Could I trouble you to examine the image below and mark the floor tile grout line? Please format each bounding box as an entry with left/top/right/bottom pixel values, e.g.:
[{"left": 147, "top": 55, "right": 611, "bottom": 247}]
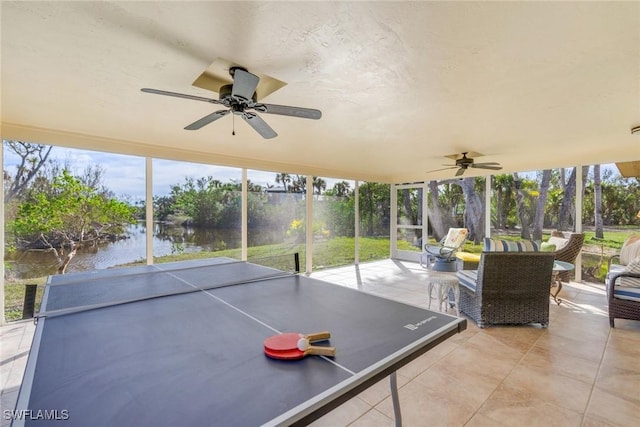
[
  {"left": 578, "top": 296, "right": 613, "bottom": 427},
  {"left": 461, "top": 324, "right": 549, "bottom": 426},
  {"left": 347, "top": 406, "right": 393, "bottom": 426}
]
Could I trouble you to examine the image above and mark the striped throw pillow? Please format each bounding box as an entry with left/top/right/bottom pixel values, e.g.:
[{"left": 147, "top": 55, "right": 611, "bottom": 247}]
[
  {"left": 484, "top": 238, "right": 540, "bottom": 252},
  {"left": 620, "top": 256, "right": 640, "bottom": 288}
]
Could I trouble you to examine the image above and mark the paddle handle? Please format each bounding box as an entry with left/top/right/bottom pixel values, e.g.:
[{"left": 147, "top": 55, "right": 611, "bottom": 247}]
[
  {"left": 306, "top": 345, "right": 336, "bottom": 357},
  {"left": 305, "top": 331, "right": 331, "bottom": 342}
]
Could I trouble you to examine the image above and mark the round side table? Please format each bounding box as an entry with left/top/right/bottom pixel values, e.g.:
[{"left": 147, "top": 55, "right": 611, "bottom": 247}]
[
  {"left": 551, "top": 260, "right": 574, "bottom": 305},
  {"left": 427, "top": 272, "right": 460, "bottom": 316}
]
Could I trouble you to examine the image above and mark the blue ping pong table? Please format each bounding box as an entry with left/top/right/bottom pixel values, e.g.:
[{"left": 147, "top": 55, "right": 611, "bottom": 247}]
[{"left": 12, "top": 257, "right": 466, "bottom": 426}]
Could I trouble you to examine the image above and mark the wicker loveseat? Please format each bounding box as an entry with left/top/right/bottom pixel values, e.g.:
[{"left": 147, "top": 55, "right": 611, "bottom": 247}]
[{"left": 457, "top": 243, "right": 555, "bottom": 328}]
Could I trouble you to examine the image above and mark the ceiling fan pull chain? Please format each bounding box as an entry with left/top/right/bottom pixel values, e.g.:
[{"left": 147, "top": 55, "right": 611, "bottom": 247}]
[{"left": 232, "top": 113, "right": 235, "bottom": 136}]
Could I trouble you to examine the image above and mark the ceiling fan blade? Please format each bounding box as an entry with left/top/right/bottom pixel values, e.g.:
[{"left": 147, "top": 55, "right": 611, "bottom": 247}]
[
  {"left": 231, "top": 69, "right": 260, "bottom": 101},
  {"left": 426, "top": 166, "right": 457, "bottom": 173},
  {"left": 141, "top": 88, "right": 221, "bottom": 104},
  {"left": 257, "top": 103, "right": 322, "bottom": 120},
  {"left": 184, "top": 110, "right": 230, "bottom": 130},
  {"left": 473, "top": 162, "right": 501, "bottom": 166},
  {"left": 471, "top": 164, "right": 503, "bottom": 171},
  {"left": 241, "top": 112, "right": 277, "bottom": 139},
  {"left": 455, "top": 167, "right": 467, "bottom": 177}
]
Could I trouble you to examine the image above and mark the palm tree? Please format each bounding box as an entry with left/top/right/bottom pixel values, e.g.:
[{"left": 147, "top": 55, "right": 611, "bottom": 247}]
[
  {"left": 275, "top": 173, "right": 291, "bottom": 192},
  {"left": 594, "top": 165, "right": 604, "bottom": 238},
  {"left": 332, "top": 181, "right": 351, "bottom": 197},
  {"left": 313, "top": 177, "right": 327, "bottom": 195},
  {"left": 558, "top": 167, "right": 577, "bottom": 231},
  {"left": 532, "top": 170, "right": 552, "bottom": 241}
]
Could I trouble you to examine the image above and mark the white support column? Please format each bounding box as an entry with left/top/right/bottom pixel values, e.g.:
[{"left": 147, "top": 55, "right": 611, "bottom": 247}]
[
  {"left": 242, "top": 169, "right": 248, "bottom": 261},
  {"left": 422, "top": 181, "right": 429, "bottom": 251},
  {"left": 575, "top": 166, "right": 583, "bottom": 282},
  {"left": 145, "top": 157, "right": 153, "bottom": 265},
  {"left": 1, "top": 144, "right": 5, "bottom": 325},
  {"left": 390, "top": 184, "right": 397, "bottom": 259},
  {"left": 306, "top": 175, "right": 313, "bottom": 274},
  {"left": 485, "top": 175, "right": 492, "bottom": 238},
  {"left": 354, "top": 180, "right": 360, "bottom": 265}
]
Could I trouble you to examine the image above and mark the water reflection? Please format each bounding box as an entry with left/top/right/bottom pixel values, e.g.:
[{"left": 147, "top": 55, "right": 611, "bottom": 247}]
[{"left": 5, "top": 222, "right": 271, "bottom": 279}]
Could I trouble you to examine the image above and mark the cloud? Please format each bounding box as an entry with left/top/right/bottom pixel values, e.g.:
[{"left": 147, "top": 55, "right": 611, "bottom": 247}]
[{"left": 4, "top": 145, "right": 359, "bottom": 201}]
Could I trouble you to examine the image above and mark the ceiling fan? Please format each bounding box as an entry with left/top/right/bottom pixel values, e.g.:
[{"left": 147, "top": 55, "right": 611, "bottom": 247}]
[
  {"left": 141, "top": 66, "right": 321, "bottom": 139},
  {"left": 427, "top": 152, "right": 503, "bottom": 177}
]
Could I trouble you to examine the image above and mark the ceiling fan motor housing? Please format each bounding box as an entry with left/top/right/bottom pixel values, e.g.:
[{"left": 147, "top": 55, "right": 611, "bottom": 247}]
[
  {"left": 456, "top": 157, "right": 474, "bottom": 167},
  {"left": 140, "top": 64, "right": 321, "bottom": 139},
  {"left": 219, "top": 84, "right": 257, "bottom": 104}
]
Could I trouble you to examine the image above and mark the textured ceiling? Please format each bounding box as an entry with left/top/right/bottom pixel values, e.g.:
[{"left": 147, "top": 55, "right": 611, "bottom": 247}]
[{"left": 2, "top": 1, "right": 639, "bottom": 183}]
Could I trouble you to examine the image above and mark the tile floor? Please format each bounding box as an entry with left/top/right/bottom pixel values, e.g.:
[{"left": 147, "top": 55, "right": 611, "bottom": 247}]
[
  {"left": 1, "top": 259, "right": 639, "bottom": 426},
  {"left": 1, "top": 318, "right": 35, "bottom": 427},
  {"left": 308, "top": 260, "right": 640, "bottom": 427}
]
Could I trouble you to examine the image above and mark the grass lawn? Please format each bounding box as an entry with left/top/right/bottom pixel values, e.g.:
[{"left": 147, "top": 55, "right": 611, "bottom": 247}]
[
  {"left": 4, "top": 277, "right": 47, "bottom": 322},
  {"left": 4, "top": 231, "right": 636, "bottom": 321}
]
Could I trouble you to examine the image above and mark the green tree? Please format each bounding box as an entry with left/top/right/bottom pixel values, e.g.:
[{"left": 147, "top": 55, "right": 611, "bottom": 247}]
[
  {"left": 10, "top": 170, "right": 136, "bottom": 273},
  {"left": 427, "top": 181, "right": 465, "bottom": 241},
  {"left": 557, "top": 167, "right": 577, "bottom": 231},
  {"left": 275, "top": 173, "right": 291, "bottom": 192},
  {"left": 153, "top": 195, "right": 176, "bottom": 221},
  {"left": 455, "top": 177, "right": 485, "bottom": 244},
  {"left": 289, "top": 175, "right": 306, "bottom": 193},
  {"left": 593, "top": 165, "right": 604, "bottom": 238},
  {"left": 359, "top": 182, "right": 390, "bottom": 236},
  {"left": 312, "top": 177, "right": 327, "bottom": 195},
  {"left": 532, "top": 170, "right": 552, "bottom": 241},
  {"left": 322, "top": 193, "right": 355, "bottom": 237},
  {"left": 3, "top": 140, "right": 53, "bottom": 202},
  {"left": 427, "top": 181, "right": 447, "bottom": 240},
  {"left": 492, "top": 174, "right": 514, "bottom": 230},
  {"left": 328, "top": 181, "right": 352, "bottom": 198}
]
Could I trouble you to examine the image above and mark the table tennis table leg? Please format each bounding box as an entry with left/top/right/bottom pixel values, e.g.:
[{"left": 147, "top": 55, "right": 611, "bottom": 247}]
[{"left": 390, "top": 372, "right": 402, "bottom": 426}]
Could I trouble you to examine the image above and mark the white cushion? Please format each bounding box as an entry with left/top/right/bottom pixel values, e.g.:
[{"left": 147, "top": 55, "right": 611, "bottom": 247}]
[
  {"left": 547, "top": 236, "right": 569, "bottom": 251},
  {"left": 609, "top": 263, "right": 625, "bottom": 275},
  {"left": 620, "top": 256, "right": 640, "bottom": 288},
  {"left": 457, "top": 269, "right": 478, "bottom": 292},
  {"left": 613, "top": 286, "right": 640, "bottom": 302},
  {"left": 443, "top": 228, "right": 468, "bottom": 248},
  {"left": 619, "top": 234, "right": 640, "bottom": 265}
]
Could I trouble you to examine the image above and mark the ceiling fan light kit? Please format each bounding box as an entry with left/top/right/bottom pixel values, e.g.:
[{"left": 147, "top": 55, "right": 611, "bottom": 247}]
[{"left": 141, "top": 65, "right": 321, "bottom": 139}]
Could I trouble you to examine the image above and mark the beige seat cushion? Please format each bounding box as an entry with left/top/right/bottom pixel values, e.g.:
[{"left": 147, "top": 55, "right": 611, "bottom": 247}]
[
  {"left": 620, "top": 256, "right": 640, "bottom": 288},
  {"left": 620, "top": 234, "right": 640, "bottom": 265},
  {"left": 547, "top": 236, "right": 569, "bottom": 251}
]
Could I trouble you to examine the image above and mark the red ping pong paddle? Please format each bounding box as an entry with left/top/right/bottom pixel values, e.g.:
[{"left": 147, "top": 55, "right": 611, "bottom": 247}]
[{"left": 264, "top": 331, "right": 336, "bottom": 360}]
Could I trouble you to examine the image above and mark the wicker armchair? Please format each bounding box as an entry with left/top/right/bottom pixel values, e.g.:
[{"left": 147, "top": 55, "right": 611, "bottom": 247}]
[
  {"left": 457, "top": 252, "right": 555, "bottom": 328},
  {"left": 551, "top": 231, "right": 584, "bottom": 282},
  {"left": 605, "top": 237, "right": 640, "bottom": 327},
  {"left": 606, "top": 269, "right": 640, "bottom": 327}
]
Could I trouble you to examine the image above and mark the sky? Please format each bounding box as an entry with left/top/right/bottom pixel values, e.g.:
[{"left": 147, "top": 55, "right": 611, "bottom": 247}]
[
  {"left": 2, "top": 145, "right": 346, "bottom": 201},
  {"left": 3, "top": 144, "right": 625, "bottom": 203}
]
